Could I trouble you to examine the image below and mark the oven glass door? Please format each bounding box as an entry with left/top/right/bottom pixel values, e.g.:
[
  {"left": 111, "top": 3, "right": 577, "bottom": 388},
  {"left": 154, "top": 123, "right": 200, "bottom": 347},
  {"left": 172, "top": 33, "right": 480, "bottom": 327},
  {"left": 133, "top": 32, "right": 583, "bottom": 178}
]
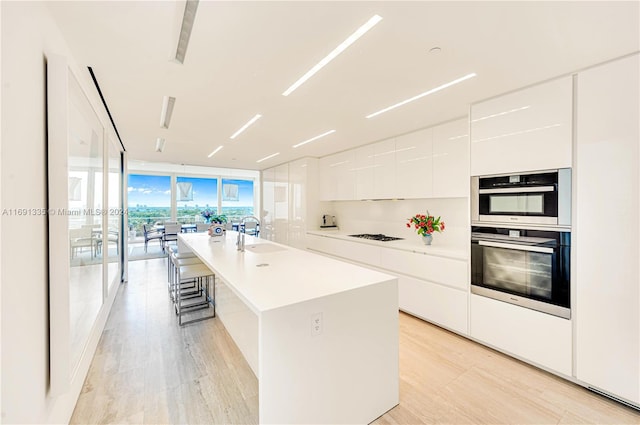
[
  {"left": 478, "top": 188, "right": 558, "bottom": 218},
  {"left": 471, "top": 227, "right": 570, "bottom": 318}
]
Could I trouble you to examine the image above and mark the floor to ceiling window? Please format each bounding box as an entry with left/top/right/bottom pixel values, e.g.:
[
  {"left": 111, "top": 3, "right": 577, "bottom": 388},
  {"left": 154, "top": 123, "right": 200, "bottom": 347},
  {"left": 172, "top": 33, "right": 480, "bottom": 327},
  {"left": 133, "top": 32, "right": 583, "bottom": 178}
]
[
  {"left": 221, "top": 178, "right": 255, "bottom": 221},
  {"left": 176, "top": 176, "right": 218, "bottom": 223},
  {"left": 127, "top": 174, "right": 171, "bottom": 236}
]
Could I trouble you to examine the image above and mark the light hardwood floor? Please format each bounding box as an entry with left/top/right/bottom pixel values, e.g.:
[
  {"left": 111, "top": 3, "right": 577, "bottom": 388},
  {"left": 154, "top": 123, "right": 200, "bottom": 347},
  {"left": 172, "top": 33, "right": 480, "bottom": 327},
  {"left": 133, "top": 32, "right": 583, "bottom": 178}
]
[{"left": 71, "top": 258, "right": 640, "bottom": 424}]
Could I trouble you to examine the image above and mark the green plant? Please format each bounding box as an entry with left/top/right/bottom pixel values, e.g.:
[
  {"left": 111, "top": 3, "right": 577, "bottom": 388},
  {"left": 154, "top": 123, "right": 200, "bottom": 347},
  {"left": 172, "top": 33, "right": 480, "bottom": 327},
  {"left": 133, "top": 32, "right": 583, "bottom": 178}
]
[{"left": 406, "top": 212, "right": 445, "bottom": 236}]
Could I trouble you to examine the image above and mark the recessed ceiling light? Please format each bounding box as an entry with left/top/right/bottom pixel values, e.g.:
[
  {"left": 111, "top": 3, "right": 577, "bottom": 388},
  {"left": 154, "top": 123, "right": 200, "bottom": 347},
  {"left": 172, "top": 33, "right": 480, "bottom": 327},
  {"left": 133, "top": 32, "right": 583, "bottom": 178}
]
[
  {"left": 207, "top": 145, "right": 224, "bottom": 158},
  {"left": 174, "top": 0, "right": 199, "bottom": 64},
  {"left": 282, "top": 14, "right": 383, "bottom": 96},
  {"left": 256, "top": 152, "right": 280, "bottom": 163},
  {"left": 155, "top": 137, "right": 166, "bottom": 152},
  {"left": 160, "top": 96, "right": 176, "bottom": 128},
  {"left": 230, "top": 114, "right": 262, "bottom": 139},
  {"left": 429, "top": 46, "right": 442, "bottom": 54},
  {"left": 366, "top": 73, "right": 477, "bottom": 119},
  {"left": 292, "top": 129, "right": 336, "bottom": 148}
]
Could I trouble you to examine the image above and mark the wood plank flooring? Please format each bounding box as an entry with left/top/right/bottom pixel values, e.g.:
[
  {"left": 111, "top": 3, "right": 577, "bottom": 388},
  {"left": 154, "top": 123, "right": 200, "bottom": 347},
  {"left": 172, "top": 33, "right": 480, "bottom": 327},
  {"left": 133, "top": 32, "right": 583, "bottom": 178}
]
[{"left": 71, "top": 258, "right": 640, "bottom": 424}]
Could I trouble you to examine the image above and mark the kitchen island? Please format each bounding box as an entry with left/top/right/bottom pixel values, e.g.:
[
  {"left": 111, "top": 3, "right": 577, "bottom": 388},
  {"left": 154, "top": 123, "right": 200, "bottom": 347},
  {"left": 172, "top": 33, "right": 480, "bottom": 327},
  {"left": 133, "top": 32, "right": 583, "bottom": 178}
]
[{"left": 178, "top": 231, "right": 399, "bottom": 424}]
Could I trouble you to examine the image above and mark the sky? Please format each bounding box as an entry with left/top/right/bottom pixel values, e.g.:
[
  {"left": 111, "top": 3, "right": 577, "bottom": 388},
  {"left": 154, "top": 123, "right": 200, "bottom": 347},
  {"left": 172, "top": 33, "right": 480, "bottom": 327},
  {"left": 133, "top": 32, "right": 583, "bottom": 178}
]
[{"left": 127, "top": 174, "right": 254, "bottom": 208}]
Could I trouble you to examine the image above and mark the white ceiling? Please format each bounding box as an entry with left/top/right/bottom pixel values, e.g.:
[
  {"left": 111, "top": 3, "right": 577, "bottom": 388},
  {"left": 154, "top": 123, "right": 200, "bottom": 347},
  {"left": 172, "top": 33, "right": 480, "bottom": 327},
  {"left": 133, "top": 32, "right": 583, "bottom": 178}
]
[{"left": 48, "top": 1, "right": 639, "bottom": 170}]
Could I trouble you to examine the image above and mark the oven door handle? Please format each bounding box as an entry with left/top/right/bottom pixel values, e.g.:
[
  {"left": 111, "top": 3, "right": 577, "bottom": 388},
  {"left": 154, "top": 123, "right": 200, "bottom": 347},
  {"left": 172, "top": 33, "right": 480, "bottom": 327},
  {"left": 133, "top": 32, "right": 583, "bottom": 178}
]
[
  {"left": 478, "top": 186, "right": 555, "bottom": 194},
  {"left": 478, "top": 240, "right": 554, "bottom": 254}
]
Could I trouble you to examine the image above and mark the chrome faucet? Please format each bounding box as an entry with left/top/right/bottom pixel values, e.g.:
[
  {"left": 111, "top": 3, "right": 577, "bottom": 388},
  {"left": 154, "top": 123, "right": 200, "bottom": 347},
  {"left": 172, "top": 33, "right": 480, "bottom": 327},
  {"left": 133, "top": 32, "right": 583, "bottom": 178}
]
[{"left": 237, "top": 230, "right": 245, "bottom": 252}]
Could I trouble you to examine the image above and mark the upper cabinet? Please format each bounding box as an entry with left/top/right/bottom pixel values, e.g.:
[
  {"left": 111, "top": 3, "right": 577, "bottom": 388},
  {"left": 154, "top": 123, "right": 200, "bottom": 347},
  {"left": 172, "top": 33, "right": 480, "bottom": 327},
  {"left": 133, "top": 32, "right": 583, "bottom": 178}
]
[
  {"left": 470, "top": 76, "right": 573, "bottom": 176},
  {"left": 319, "top": 118, "right": 470, "bottom": 201},
  {"left": 432, "top": 119, "right": 470, "bottom": 198},
  {"left": 319, "top": 150, "right": 356, "bottom": 201},
  {"left": 395, "top": 127, "right": 433, "bottom": 199}
]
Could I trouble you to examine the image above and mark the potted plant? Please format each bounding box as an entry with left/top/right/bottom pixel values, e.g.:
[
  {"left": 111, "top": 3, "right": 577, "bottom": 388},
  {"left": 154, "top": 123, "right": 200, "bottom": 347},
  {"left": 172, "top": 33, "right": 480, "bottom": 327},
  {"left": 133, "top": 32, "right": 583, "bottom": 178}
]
[
  {"left": 406, "top": 212, "right": 445, "bottom": 245},
  {"left": 201, "top": 209, "right": 227, "bottom": 224}
]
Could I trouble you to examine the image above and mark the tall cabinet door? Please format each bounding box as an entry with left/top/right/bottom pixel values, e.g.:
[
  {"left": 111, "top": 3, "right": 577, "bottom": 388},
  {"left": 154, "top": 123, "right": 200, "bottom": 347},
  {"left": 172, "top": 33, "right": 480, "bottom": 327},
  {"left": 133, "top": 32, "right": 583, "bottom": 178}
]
[
  {"left": 273, "top": 163, "right": 289, "bottom": 245},
  {"left": 261, "top": 167, "right": 276, "bottom": 241},
  {"left": 575, "top": 53, "right": 639, "bottom": 405}
]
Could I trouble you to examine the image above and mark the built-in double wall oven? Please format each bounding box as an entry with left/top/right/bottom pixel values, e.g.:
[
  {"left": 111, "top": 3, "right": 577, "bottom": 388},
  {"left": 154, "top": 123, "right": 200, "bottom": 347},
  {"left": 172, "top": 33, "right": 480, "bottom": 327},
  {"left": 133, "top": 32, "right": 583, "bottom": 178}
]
[{"left": 471, "top": 169, "right": 572, "bottom": 319}]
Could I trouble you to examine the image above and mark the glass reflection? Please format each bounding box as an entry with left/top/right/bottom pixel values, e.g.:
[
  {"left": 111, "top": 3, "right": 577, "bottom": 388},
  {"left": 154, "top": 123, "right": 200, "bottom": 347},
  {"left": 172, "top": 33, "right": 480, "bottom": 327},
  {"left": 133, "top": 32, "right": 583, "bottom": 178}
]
[{"left": 68, "top": 73, "right": 103, "bottom": 371}]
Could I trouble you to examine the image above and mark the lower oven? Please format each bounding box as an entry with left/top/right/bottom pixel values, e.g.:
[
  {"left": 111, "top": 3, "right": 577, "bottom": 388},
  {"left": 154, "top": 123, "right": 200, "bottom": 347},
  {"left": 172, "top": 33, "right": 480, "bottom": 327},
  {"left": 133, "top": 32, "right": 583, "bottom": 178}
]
[{"left": 471, "top": 226, "right": 571, "bottom": 319}]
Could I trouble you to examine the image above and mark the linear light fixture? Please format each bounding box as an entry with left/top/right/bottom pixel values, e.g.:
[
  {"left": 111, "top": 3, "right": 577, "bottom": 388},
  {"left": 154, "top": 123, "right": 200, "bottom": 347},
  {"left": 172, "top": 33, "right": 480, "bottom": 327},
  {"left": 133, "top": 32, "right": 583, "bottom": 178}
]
[
  {"left": 282, "top": 14, "right": 383, "bottom": 96},
  {"left": 292, "top": 129, "right": 336, "bottom": 148},
  {"left": 207, "top": 145, "right": 224, "bottom": 158},
  {"left": 155, "top": 137, "right": 166, "bottom": 152},
  {"left": 174, "top": 0, "right": 199, "bottom": 64},
  {"left": 230, "top": 114, "right": 262, "bottom": 139},
  {"left": 160, "top": 96, "right": 176, "bottom": 128},
  {"left": 366, "top": 73, "right": 477, "bottom": 119},
  {"left": 256, "top": 152, "right": 280, "bottom": 163}
]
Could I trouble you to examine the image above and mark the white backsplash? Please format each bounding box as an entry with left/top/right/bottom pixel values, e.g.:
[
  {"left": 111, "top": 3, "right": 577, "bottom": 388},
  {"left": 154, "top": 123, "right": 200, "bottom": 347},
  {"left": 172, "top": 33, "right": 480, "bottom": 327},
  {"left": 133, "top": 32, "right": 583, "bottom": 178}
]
[{"left": 319, "top": 198, "right": 470, "bottom": 250}]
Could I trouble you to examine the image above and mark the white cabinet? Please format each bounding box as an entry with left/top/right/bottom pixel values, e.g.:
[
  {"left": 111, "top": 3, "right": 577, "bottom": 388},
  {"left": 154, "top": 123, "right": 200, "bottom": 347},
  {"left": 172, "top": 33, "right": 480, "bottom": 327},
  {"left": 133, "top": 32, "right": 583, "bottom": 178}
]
[
  {"left": 318, "top": 118, "right": 469, "bottom": 200},
  {"left": 319, "top": 150, "right": 356, "bottom": 201},
  {"left": 273, "top": 163, "right": 289, "bottom": 245},
  {"left": 399, "top": 275, "right": 468, "bottom": 335},
  {"left": 433, "top": 118, "right": 470, "bottom": 198},
  {"left": 373, "top": 139, "right": 397, "bottom": 199},
  {"left": 470, "top": 294, "right": 572, "bottom": 376},
  {"left": 470, "top": 76, "right": 573, "bottom": 176},
  {"left": 261, "top": 167, "right": 276, "bottom": 241},
  {"left": 306, "top": 233, "right": 469, "bottom": 335},
  {"left": 262, "top": 158, "right": 319, "bottom": 248},
  {"left": 395, "top": 127, "right": 433, "bottom": 199},
  {"left": 354, "top": 144, "right": 375, "bottom": 200},
  {"left": 288, "top": 158, "right": 319, "bottom": 249},
  {"left": 575, "top": 54, "right": 640, "bottom": 405}
]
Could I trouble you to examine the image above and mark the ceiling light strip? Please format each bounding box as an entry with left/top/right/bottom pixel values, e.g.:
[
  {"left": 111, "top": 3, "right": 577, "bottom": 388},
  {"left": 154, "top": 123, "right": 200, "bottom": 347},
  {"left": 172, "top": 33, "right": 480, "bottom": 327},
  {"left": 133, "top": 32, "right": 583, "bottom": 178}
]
[
  {"left": 230, "top": 114, "right": 262, "bottom": 139},
  {"left": 292, "top": 129, "right": 336, "bottom": 148},
  {"left": 366, "top": 73, "right": 477, "bottom": 119},
  {"left": 160, "top": 96, "right": 176, "bottom": 128},
  {"left": 155, "top": 138, "right": 166, "bottom": 152},
  {"left": 207, "top": 145, "right": 224, "bottom": 158},
  {"left": 282, "top": 14, "right": 383, "bottom": 96},
  {"left": 256, "top": 152, "right": 280, "bottom": 163},
  {"left": 174, "top": 0, "right": 199, "bottom": 64}
]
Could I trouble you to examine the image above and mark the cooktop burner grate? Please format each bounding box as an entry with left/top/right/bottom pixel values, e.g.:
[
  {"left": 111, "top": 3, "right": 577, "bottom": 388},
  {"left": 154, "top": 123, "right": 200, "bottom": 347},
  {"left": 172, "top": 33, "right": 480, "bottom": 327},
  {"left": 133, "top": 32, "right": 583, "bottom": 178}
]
[{"left": 348, "top": 233, "right": 404, "bottom": 242}]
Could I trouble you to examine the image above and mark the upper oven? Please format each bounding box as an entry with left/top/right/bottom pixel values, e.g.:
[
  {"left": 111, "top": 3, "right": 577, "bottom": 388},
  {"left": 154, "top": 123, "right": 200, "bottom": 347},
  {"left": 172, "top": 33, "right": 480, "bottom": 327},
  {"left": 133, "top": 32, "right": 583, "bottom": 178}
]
[{"left": 472, "top": 168, "right": 571, "bottom": 228}]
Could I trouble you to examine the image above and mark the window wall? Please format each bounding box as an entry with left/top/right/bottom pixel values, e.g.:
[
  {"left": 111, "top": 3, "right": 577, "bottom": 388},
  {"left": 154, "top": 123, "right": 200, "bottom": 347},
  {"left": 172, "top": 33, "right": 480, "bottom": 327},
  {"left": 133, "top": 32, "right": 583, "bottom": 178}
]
[
  {"left": 126, "top": 163, "right": 259, "bottom": 237},
  {"left": 177, "top": 176, "right": 218, "bottom": 223},
  {"left": 127, "top": 174, "right": 171, "bottom": 235},
  {"left": 222, "top": 179, "right": 255, "bottom": 221}
]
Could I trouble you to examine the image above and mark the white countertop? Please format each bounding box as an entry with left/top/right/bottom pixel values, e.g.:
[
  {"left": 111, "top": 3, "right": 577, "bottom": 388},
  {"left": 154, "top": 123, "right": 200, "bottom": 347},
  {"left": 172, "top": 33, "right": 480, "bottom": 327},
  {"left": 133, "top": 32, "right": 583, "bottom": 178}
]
[
  {"left": 179, "top": 231, "right": 397, "bottom": 314},
  {"left": 307, "top": 229, "right": 468, "bottom": 261}
]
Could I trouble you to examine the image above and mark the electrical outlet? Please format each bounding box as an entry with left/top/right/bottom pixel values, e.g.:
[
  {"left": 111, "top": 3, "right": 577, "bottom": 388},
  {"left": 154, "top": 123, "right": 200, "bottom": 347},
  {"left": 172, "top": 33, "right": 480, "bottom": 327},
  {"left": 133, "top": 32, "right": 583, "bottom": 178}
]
[{"left": 311, "top": 312, "right": 323, "bottom": 337}]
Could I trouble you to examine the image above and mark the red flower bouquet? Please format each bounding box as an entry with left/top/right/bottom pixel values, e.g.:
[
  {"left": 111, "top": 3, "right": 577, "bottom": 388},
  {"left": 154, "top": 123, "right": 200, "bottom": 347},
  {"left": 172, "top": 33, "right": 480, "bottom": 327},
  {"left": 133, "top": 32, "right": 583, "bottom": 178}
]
[{"left": 406, "top": 212, "right": 445, "bottom": 236}]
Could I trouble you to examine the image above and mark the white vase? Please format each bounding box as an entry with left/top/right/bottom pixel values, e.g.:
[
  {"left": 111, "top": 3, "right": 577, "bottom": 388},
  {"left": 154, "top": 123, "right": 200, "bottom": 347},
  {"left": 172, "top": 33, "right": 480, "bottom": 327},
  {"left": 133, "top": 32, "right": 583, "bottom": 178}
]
[{"left": 422, "top": 234, "right": 433, "bottom": 245}]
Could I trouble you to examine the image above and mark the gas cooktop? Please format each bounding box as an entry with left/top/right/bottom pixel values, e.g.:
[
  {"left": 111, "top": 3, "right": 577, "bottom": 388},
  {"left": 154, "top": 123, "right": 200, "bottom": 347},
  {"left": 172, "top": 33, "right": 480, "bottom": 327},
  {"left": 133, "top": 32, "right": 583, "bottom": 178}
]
[{"left": 348, "top": 234, "right": 404, "bottom": 242}]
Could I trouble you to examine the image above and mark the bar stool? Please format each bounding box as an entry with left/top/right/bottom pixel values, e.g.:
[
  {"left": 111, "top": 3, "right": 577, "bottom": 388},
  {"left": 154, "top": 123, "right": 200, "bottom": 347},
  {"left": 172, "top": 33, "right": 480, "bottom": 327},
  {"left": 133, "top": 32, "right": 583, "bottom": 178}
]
[
  {"left": 166, "top": 245, "right": 198, "bottom": 297},
  {"left": 174, "top": 262, "right": 215, "bottom": 326}
]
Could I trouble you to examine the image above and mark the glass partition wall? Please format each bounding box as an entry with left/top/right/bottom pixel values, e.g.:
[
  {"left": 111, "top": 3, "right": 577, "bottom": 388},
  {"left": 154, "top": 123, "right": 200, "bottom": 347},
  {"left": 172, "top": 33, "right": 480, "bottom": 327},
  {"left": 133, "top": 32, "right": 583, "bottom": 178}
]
[{"left": 65, "top": 71, "right": 125, "bottom": 377}]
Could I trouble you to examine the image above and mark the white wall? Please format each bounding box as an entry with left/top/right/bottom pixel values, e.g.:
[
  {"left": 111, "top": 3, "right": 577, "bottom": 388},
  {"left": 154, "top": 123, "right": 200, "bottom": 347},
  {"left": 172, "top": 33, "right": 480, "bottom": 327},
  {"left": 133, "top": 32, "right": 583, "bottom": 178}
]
[
  {"left": 326, "top": 198, "right": 469, "bottom": 250},
  {"left": 1, "top": 2, "right": 117, "bottom": 423}
]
